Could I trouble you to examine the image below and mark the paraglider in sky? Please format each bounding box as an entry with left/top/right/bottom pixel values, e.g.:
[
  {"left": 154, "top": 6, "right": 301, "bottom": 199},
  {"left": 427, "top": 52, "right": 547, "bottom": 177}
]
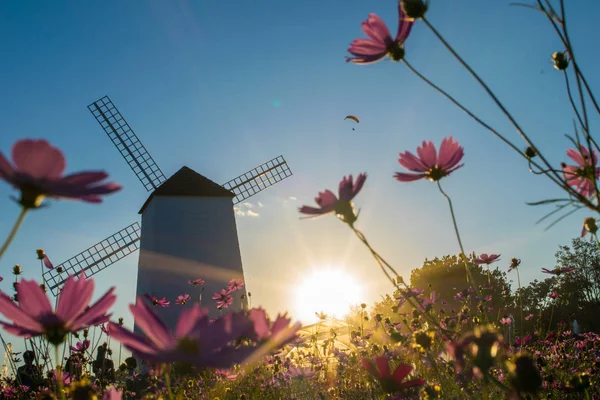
[{"left": 345, "top": 115, "right": 359, "bottom": 130}]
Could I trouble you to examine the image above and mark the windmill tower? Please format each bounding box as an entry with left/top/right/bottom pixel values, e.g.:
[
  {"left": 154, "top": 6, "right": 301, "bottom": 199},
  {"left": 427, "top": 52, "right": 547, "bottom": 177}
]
[{"left": 43, "top": 96, "right": 292, "bottom": 328}]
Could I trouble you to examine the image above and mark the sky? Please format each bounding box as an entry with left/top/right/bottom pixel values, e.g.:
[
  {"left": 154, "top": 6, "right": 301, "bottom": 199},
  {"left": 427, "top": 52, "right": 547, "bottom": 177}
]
[{"left": 0, "top": 0, "right": 599, "bottom": 355}]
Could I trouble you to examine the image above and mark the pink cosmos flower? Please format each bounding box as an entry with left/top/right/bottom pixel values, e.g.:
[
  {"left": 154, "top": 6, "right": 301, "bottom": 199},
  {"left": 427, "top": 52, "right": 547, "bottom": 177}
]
[
  {"left": 108, "top": 298, "right": 261, "bottom": 369},
  {"left": 0, "top": 139, "right": 121, "bottom": 208},
  {"left": 212, "top": 289, "right": 233, "bottom": 309},
  {"left": 549, "top": 292, "right": 558, "bottom": 299},
  {"left": 228, "top": 278, "right": 244, "bottom": 292},
  {"left": 298, "top": 173, "right": 367, "bottom": 218},
  {"left": 0, "top": 273, "right": 116, "bottom": 344},
  {"left": 541, "top": 267, "right": 576, "bottom": 276},
  {"left": 144, "top": 293, "right": 170, "bottom": 307},
  {"left": 474, "top": 254, "right": 501, "bottom": 265},
  {"left": 395, "top": 137, "right": 464, "bottom": 182},
  {"left": 499, "top": 317, "right": 512, "bottom": 326},
  {"left": 188, "top": 278, "right": 205, "bottom": 286},
  {"left": 175, "top": 294, "right": 191, "bottom": 305},
  {"left": 361, "top": 356, "right": 425, "bottom": 393},
  {"left": 525, "top": 314, "right": 534, "bottom": 321},
  {"left": 346, "top": 3, "right": 414, "bottom": 64},
  {"left": 70, "top": 339, "right": 90, "bottom": 353},
  {"left": 562, "top": 145, "right": 600, "bottom": 197},
  {"left": 247, "top": 308, "right": 301, "bottom": 347}
]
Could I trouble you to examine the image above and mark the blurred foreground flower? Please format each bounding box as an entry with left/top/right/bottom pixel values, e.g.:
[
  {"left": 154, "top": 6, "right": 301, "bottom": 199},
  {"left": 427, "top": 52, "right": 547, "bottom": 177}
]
[
  {"left": 0, "top": 273, "right": 115, "bottom": 345},
  {"left": 299, "top": 173, "right": 367, "bottom": 225},
  {"left": 395, "top": 137, "right": 464, "bottom": 182},
  {"left": 108, "top": 298, "right": 300, "bottom": 369},
  {"left": 362, "top": 355, "right": 425, "bottom": 394},
  {"left": 0, "top": 139, "right": 121, "bottom": 209},
  {"left": 446, "top": 325, "right": 505, "bottom": 379}
]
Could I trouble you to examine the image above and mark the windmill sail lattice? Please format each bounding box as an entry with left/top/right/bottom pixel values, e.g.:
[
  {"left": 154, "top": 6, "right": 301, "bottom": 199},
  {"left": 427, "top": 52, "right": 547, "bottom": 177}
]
[
  {"left": 44, "top": 223, "right": 141, "bottom": 295},
  {"left": 46, "top": 96, "right": 292, "bottom": 297},
  {"left": 223, "top": 155, "right": 292, "bottom": 205},
  {"left": 88, "top": 96, "right": 166, "bottom": 191}
]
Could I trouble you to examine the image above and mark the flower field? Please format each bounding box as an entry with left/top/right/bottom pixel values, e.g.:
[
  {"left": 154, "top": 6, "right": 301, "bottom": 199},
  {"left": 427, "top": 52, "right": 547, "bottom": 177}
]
[{"left": 1, "top": 0, "right": 600, "bottom": 398}]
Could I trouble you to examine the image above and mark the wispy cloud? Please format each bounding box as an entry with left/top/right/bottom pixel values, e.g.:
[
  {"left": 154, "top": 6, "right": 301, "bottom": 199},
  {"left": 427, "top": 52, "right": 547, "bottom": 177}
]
[
  {"left": 257, "top": 201, "right": 264, "bottom": 207},
  {"left": 234, "top": 202, "right": 260, "bottom": 217},
  {"left": 288, "top": 196, "right": 297, "bottom": 201}
]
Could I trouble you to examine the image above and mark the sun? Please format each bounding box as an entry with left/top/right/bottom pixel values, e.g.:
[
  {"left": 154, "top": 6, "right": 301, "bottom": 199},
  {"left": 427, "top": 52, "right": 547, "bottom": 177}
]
[{"left": 294, "top": 267, "right": 363, "bottom": 324}]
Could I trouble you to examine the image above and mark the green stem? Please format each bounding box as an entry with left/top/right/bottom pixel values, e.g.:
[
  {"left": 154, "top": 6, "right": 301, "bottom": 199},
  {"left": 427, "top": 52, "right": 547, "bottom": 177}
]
[
  {"left": 165, "top": 367, "right": 174, "bottom": 400},
  {"left": 0, "top": 207, "right": 28, "bottom": 261},
  {"left": 547, "top": 303, "right": 555, "bottom": 333},
  {"left": 55, "top": 345, "right": 66, "bottom": 400},
  {"left": 436, "top": 183, "right": 482, "bottom": 302},
  {"left": 516, "top": 267, "right": 523, "bottom": 338}
]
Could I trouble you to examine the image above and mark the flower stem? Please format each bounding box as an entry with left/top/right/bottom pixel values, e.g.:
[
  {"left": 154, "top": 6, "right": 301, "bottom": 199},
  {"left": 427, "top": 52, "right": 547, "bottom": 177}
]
[
  {"left": 516, "top": 267, "right": 524, "bottom": 338},
  {"left": 421, "top": 17, "right": 555, "bottom": 178},
  {"left": 165, "top": 367, "right": 174, "bottom": 400},
  {"left": 55, "top": 345, "right": 66, "bottom": 400},
  {"left": 0, "top": 207, "right": 28, "bottom": 261},
  {"left": 436, "top": 182, "right": 480, "bottom": 294}
]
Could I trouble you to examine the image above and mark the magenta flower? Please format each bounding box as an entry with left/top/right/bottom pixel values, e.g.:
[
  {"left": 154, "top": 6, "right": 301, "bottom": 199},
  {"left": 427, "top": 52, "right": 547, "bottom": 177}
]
[
  {"left": 525, "top": 314, "right": 534, "bottom": 321},
  {"left": 562, "top": 145, "right": 600, "bottom": 197},
  {"left": 474, "top": 254, "right": 501, "bottom": 265},
  {"left": 0, "top": 139, "right": 121, "bottom": 209},
  {"left": 175, "top": 294, "right": 191, "bottom": 305},
  {"left": 395, "top": 137, "right": 464, "bottom": 182},
  {"left": 70, "top": 339, "right": 90, "bottom": 353},
  {"left": 108, "top": 298, "right": 260, "bottom": 369},
  {"left": 0, "top": 274, "right": 116, "bottom": 344},
  {"left": 247, "top": 308, "right": 301, "bottom": 347},
  {"left": 541, "top": 267, "right": 576, "bottom": 276},
  {"left": 361, "top": 356, "right": 425, "bottom": 393},
  {"left": 227, "top": 278, "right": 244, "bottom": 292},
  {"left": 549, "top": 292, "right": 558, "bottom": 299},
  {"left": 212, "top": 289, "right": 233, "bottom": 309},
  {"left": 188, "top": 278, "right": 205, "bottom": 286},
  {"left": 298, "top": 173, "right": 367, "bottom": 223},
  {"left": 144, "top": 293, "right": 170, "bottom": 307},
  {"left": 499, "top": 317, "right": 512, "bottom": 326},
  {"left": 346, "top": 3, "right": 414, "bottom": 64}
]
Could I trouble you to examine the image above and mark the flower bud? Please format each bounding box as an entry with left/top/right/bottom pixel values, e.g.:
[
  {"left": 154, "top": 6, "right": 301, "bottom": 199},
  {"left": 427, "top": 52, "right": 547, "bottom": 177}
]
[
  {"left": 12, "top": 265, "right": 22, "bottom": 275},
  {"left": 525, "top": 146, "right": 537, "bottom": 159},
  {"left": 583, "top": 217, "right": 598, "bottom": 236},
  {"left": 552, "top": 51, "right": 569, "bottom": 70},
  {"left": 36, "top": 249, "right": 45, "bottom": 260},
  {"left": 400, "top": 0, "right": 429, "bottom": 20}
]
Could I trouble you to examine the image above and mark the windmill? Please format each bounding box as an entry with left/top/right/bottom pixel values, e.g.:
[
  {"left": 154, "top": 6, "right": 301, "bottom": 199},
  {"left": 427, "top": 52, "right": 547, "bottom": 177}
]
[{"left": 43, "top": 96, "right": 292, "bottom": 329}]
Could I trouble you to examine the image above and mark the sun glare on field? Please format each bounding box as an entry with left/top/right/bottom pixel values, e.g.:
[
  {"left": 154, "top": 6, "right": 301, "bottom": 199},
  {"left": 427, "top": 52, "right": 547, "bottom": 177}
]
[{"left": 294, "top": 268, "right": 363, "bottom": 324}]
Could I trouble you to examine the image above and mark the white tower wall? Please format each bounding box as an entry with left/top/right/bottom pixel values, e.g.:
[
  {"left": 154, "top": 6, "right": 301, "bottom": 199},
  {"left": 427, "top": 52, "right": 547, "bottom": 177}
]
[{"left": 136, "top": 196, "right": 247, "bottom": 331}]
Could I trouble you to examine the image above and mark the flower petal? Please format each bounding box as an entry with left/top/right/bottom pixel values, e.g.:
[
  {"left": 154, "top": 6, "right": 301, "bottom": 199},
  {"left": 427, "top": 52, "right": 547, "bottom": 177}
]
[
  {"left": 391, "top": 362, "right": 412, "bottom": 383},
  {"left": 129, "top": 297, "right": 173, "bottom": 349},
  {"left": 394, "top": 172, "right": 426, "bottom": 182},
  {"left": 15, "top": 280, "right": 53, "bottom": 318},
  {"left": 361, "top": 14, "right": 392, "bottom": 44},
  {"left": 0, "top": 152, "right": 14, "bottom": 181},
  {"left": 396, "top": 3, "right": 414, "bottom": 43},
  {"left": 11, "top": 139, "right": 66, "bottom": 180}
]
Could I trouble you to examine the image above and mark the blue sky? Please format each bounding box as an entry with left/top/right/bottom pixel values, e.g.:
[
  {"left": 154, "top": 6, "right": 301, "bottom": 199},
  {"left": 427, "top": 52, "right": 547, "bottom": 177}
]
[{"left": 0, "top": 0, "right": 599, "bottom": 351}]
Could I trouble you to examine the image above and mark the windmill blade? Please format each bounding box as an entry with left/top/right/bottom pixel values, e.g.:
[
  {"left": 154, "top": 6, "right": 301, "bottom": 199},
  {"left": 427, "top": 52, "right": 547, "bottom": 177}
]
[
  {"left": 88, "top": 96, "right": 166, "bottom": 192},
  {"left": 43, "top": 222, "right": 141, "bottom": 296},
  {"left": 221, "top": 155, "right": 292, "bottom": 204}
]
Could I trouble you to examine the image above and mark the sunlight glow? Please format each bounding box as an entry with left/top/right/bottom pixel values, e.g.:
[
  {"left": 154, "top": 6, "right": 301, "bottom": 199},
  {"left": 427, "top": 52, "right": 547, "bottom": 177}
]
[{"left": 294, "top": 267, "right": 363, "bottom": 324}]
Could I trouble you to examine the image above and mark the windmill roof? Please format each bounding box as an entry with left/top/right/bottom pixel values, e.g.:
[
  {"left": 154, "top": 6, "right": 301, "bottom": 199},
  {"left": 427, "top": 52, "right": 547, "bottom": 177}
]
[{"left": 138, "top": 166, "right": 234, "bottom": 214}]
